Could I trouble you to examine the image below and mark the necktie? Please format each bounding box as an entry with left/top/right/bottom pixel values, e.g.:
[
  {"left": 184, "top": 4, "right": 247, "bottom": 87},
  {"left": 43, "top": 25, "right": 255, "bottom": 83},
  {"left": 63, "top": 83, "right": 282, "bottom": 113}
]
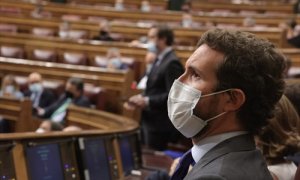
[
  {"left": 50, "top": 98, "right": 72, "bottom": 123},
  {"left": 170, "top": 150, "right": 195, "bottom": 180}
]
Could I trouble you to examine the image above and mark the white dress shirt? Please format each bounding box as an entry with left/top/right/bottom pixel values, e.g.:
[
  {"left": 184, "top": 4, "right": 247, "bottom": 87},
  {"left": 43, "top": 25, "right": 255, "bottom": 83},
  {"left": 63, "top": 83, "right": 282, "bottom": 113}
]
[{"left": 191, "top": 131, "right": 248, "bottom": 163}]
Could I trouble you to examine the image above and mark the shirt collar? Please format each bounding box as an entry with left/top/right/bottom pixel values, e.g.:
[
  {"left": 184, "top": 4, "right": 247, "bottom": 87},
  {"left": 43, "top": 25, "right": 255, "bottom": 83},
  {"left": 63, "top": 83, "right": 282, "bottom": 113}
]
[
  {"left": 191, "top": 131, "right": 248, "bottom": 163},
  {"left": 156, "top": 47, "right": 172, "bottom": 66}
]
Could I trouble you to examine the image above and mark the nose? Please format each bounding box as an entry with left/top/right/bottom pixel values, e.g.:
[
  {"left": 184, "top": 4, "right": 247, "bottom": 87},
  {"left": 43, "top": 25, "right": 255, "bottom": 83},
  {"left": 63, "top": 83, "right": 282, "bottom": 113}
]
[{"left": 177, "top": 71, "right": 187, "bottom": 83}]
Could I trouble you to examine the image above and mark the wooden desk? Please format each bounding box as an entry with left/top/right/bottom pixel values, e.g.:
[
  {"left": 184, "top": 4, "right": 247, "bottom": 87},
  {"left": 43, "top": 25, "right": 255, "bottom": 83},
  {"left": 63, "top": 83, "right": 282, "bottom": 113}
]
[
  {"left": 0, "top": 96, "right": 35, "bottom": 132},
  {"left": 0, "top": 107, "right": 140, "bottom": 180}
]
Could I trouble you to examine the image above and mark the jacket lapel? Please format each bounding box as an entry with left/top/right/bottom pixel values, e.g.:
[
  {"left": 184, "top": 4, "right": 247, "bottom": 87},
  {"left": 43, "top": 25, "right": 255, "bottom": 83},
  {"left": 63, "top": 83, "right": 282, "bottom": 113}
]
[{"left": 189, "top": 134, "right": 255, "bottom": 172}]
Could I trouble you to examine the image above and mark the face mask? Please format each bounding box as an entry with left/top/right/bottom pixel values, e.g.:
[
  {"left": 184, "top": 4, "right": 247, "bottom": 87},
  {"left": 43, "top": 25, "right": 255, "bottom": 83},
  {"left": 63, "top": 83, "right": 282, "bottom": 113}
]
[
  {"left": 110, "top": 58, "right": 122, "bottom": 67},
  {"left": 29, "top": 83, "right": 43, "bottom": 93},
  {"left": 168, "top": 80, "right": 231, "bottom": 138},
  {"left": 147, "top": 41, "right": 157, "bottom": 53},
  {"left": 115, "top": 3, "right": 124, "bottom": 11},
  {"left": 65, "top": 91, "right": 74, "bottom": 99},
  {"left": 141, "top": 4, "right": 150, "bottom": 12},
  {"left": 182, "top": 19, "right": 193, "bottom": 28},
  {"left": 4, "top": 85, "right": 15, "bottom": 94}
]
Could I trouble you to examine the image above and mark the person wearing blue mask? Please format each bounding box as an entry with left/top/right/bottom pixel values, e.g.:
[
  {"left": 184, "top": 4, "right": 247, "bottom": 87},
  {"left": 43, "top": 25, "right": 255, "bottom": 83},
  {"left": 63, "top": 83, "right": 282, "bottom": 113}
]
[
  {"left": 168, "top": 29, "right": 286, "bottom": 179},
  {"left": 24, "top": 72, "right": 55, "bottom": 115},
  {"left": 0, "top": 74, "right": 24, "bottom": 132},
  {"left": 0, "top": 74, "right": 23, "bottom": 99}
]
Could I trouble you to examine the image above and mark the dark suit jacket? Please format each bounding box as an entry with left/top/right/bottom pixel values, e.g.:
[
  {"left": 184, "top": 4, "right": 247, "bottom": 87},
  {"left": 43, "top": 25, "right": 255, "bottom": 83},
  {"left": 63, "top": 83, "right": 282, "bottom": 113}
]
[
  {"left": 24, "top": 89, "right": 56, "bottom": 108},
  {"left": 42, "top": 93, "right": 91, "bottom": 119},
  {"left": 184, "top": 134, "right": 273, "bottom": 180},
  {"left": 142, "top": 50, "right": 184, "bottom": 132}
]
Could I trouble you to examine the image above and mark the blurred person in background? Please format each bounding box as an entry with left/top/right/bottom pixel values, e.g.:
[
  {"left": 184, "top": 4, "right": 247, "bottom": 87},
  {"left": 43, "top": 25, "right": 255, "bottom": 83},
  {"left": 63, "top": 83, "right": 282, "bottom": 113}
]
[{"left": 256, "top": 95, "right": 300, "bottom": 180}]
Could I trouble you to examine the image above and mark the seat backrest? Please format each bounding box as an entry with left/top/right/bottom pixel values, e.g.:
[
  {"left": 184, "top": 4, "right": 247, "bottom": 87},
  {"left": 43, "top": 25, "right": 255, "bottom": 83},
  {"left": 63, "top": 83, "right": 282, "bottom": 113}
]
[
  {"left": 32, "top": 27, "right": 54, "bottom": 37},
  {"left": 0, "top": 24, "right": 17, "bottom": 33},
  {"left": 68, "top": 30, "right": 88, "bottom": 39},
  {"left": 33, "top": 49, "right": 57, "bottom": 62},
  {"left": 62, "top": 52, "right": 87, "bottom": 65},
  {"left": 92, "top": 55, "right": 108, "bottom": 67},
  {"left": 84, "top": 84, "right": 107, "bottom": 110},
  {"left": 0, "top": 46, "right": 23, "bottom": 58},
  {"left": 61, "top": 14, "right": 82, "bottom": 21}
]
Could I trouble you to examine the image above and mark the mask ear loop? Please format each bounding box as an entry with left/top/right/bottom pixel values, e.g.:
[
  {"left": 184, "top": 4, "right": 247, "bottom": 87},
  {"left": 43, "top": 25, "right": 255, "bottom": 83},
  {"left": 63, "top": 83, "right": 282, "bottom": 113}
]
[
  {"left": 205, "top": 111, "right": 227, "bottom": 123},
  {"left": 201, "top": 89, "right": 234, "bottom": 98}
]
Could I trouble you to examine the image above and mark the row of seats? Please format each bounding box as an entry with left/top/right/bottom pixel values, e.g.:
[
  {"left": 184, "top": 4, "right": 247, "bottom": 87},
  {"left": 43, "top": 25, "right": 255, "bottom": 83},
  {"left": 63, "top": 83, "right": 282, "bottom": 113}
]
[
  {"left": 0, "top": 45, "right": 135, "bottom": 68},
  {"left": 12, "top": 75, "right": 107, "bottom": 110}
]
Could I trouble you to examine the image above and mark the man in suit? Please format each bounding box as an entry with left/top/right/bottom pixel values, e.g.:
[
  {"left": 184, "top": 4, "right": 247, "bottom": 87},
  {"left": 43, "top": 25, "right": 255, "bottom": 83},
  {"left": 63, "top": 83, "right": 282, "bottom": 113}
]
[
  {"left": 25, "top": 72, "right": 56, "bottom": 113},
  {"left": 125, "top": 25, "right": 184, "bottom": 151},
  {"left": 168, "top": 29, "right": 286, "bottom": 179},
  {"left": 37, "top": 77, "right": 90, "bottom": 124}
]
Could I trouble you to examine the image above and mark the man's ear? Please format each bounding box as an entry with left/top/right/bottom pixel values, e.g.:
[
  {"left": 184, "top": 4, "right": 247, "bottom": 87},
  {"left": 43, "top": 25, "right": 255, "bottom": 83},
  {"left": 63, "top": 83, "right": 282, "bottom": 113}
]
[{"left": 224, "top": 89, "right": 245, "bottom": 112}]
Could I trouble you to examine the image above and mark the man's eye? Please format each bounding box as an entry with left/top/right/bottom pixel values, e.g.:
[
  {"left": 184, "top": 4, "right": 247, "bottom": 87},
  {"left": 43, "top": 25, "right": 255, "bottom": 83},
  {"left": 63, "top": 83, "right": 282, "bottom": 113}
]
[{"left": 191, "top": 71, "right": 200, "bottom": 79}]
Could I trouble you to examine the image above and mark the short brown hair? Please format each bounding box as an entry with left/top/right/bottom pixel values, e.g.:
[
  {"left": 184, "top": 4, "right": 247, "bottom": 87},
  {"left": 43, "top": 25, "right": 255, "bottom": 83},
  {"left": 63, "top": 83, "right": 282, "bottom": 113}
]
[{"left": 198, "top": 29, "right": 286, "bottom": 135}]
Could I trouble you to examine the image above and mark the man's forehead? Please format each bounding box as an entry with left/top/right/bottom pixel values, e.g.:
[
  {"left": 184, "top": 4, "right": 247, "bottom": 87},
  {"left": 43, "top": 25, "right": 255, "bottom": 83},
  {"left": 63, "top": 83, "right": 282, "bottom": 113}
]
[{"left": 185, "top": 44, "right": 224, "bottom": 74}]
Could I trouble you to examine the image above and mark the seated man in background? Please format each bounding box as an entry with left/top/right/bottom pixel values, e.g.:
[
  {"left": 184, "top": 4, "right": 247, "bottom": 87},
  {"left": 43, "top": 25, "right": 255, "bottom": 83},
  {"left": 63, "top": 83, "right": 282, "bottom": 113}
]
[
  {"left": 92, "top": 21, "right": 115, "bottom": 41},
  {"left": 37, "top": 77, "right": 91, "bottom": 124},
  {"left": 24, "top": 72, "right": 55, "bottom": 114}
]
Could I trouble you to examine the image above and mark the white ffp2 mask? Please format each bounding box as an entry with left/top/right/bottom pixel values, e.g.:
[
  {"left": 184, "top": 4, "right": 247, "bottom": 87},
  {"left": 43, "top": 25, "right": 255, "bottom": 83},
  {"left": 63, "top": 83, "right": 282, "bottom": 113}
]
[{"left": 168, "top": 80, "right": 230, "bottom": 138}]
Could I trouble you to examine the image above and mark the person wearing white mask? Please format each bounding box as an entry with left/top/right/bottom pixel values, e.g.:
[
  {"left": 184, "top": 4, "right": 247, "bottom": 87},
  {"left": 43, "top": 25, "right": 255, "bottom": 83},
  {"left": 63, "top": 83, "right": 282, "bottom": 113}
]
[
  {"left": 24, "top": 72, "right": 55, "bottom": 115},
  {"left": 181, "top": 13, "right": 193, "bottom": 28},
  {"left": 168, "top": 29, "right": 286, "bottom": 179},
  {"left": 125, "top": 25, "right": 184, "bottom": 151},
  {"left": 114, "top": 0, "right": 124, "bottom": 11},
  {"left": 140, "top": 0, "right": 151, "bottom": 12}
]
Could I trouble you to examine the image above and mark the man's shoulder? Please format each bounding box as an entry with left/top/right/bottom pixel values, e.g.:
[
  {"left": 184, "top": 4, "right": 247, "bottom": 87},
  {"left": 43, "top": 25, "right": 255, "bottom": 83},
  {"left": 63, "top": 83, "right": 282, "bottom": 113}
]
[
  {"left": 164, "top": 50, "right": 179, "bottom": 61},
  {"left": 42, "top": 89, "right": 55, "bottom": 96},
  {"left": 75, "top": 95, "right": 91, "bottom": 107},
  {"left": 186, "top": 149, "right": 272, "bottom": 180}
]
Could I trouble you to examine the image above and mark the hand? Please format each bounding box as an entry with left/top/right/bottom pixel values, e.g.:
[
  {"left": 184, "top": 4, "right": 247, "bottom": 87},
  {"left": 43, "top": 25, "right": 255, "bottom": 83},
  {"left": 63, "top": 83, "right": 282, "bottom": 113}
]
[
  {"left": 123, "top": 101, "right": 136, "bottom": 111},
  {"left": 36, "top": 107, "right": 45, "bottom": 116},
  {"left": 127, "top": 94, "right": 148, "bottom": 109}
]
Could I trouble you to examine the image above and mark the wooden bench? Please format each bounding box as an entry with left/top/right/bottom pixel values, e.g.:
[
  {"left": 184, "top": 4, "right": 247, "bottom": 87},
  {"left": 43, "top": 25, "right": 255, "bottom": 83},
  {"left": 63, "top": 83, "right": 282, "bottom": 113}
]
[
  {"left": 1, "top": 31, "right": 300, "bottom": 68},
  {"left": 0, "top": 57, "right": 134, "bottom": 113},
  {"left": 66, "top": 104, "right": 137, "bottom": 130},
  {"left": 0, "top": 14, "right": 289, "bottom": 47},
  {"left": 0, "top": 96, "right": 36, "bottom": 132},
  {"left": 0, "top": 0, "right": 297, "bottom": 27},
  {"left": 52, "top": 0, "right": 294, "bottom": 14}
]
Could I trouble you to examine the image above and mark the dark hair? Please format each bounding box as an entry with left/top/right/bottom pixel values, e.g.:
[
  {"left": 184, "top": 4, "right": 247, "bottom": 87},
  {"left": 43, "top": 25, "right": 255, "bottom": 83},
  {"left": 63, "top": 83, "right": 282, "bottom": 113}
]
[
  {"left": 68, "top": 77, "right": 84, "bottom": 92},
  {"left": 157, "top": 25, "right": 174, "bottom": 46},
  {"left": 287, "top": 18, "right": 297, "bottom": 29},
  {"left": 285, "top": 80, "right": 300, "bottom": 115},
  {"left": 257, "top": 95, "right": 300, "bottom": 165},
  {"left": 198, "top": 29, "right": 286, "bottom": 135}
]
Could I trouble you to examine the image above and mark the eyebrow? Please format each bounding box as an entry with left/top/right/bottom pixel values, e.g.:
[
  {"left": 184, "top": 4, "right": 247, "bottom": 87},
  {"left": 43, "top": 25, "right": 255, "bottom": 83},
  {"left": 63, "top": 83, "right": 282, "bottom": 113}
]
[{"left": 187, "top": 65, "right": 205, "bottom": 78}]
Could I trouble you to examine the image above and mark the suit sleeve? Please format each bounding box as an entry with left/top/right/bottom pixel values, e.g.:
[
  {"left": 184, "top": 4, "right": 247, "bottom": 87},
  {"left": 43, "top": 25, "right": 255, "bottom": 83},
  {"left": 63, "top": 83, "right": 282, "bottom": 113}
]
[
  {"left": 41, "top": 96, "right": 64, "bottom": 118},
  {"left": 148, "top": 60, "right": 183, "bottom": 109}
]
